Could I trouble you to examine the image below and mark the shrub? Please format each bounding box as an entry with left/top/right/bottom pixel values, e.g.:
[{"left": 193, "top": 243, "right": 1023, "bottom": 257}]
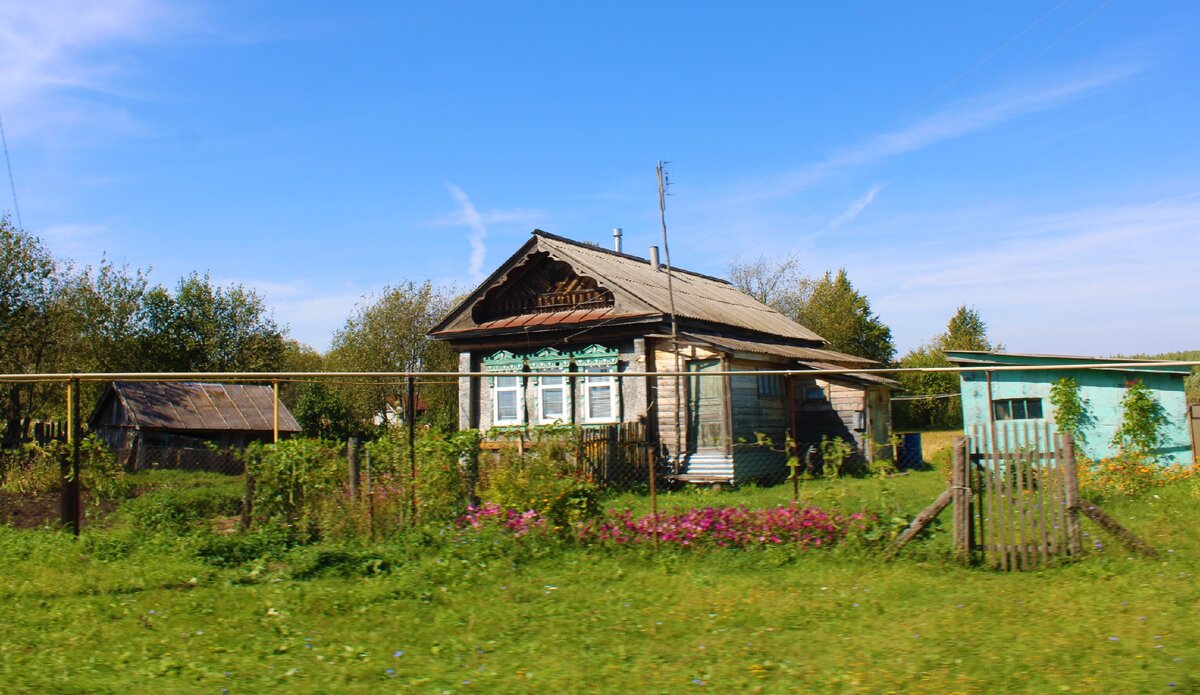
[
  {"left": 1077, "top": 452, "right": 1198, "bottom": 498},
  {"left": 0, "top": 436, "right": 129, "bottom": 502},
  {"left": 243, "top": 438, "right": 345, "bottom": 525},
  {"left": 479, "top": 432, "right": 600, "bottom": 528},
  {"left": 120, "top": 483, "right": 243, "bottom": 534},
  {"left": 1111, "top": 379, "right": 1168, "bottom": 460}
]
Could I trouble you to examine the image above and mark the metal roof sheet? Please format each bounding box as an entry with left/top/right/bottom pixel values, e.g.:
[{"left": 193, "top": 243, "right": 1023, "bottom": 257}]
[
  {"left": 102, "top": 382, "right": 302, "bottom": 433},
  {"left": 430, "top": 231, "right": 826, "bottom": 343},
  {"left": 681, "top": 333, "right": 877, "bottom": 365}
]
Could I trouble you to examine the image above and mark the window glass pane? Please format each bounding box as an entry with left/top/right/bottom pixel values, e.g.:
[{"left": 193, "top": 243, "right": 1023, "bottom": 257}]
[
  {"left": 542, "top": 388, "right": 564, "bottom": 418},
  {"left": 993, "top": 401, "right": 1011, "bottom": 421},
  {"left": 495, "top": 375, "right": 518, "bottom": 388},
  {"left": 1011, "top": 399, "right": 1027, "bottom": 420},
  {"left": 540, "top": 375, "right": 564, "bottom": 386},
  {"left": 1026, "top": 399, "right": 1043, "bottom": 419},
  {"left": 589, "top": 385, "right": 612, "bottom": 419},
  {"left": 496, "top": 390, "right": 518, "bottom": 421}
]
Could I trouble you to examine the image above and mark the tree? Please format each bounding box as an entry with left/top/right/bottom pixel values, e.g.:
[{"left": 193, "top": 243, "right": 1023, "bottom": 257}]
[
  {"left": 727, "top": 258, "right": 895, "bottom": 364},
  {"left": 727, "top": 253, "right": 806, "bottom": 314},
  {"left": 894, "top": 305, "right": 998, "bottom": 430},
  {"left": 327, "top": 281, "right": 460, "bottom": 431},
  {"left": 794, "top": 269, "right": 895, "bottom": 364},
  {"left": 942, "top": 305, "right": 994, "bottom": 352},
  {"left": 138, "top": 272, "right": 286, "bottom": 373},
  {"left": 0, "top": 216, "right": 71, "bottom": 446}
]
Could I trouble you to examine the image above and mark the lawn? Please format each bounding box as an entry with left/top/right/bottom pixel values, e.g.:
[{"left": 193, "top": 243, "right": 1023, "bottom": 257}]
[{"left": 1, "top": 471, "right": 1198, "bottom": 693}]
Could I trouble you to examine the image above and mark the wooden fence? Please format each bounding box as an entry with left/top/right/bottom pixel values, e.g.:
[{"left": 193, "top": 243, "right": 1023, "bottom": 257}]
[
  {"left": 576, "top": 421, "right": 657, "bottom": 486},
  {"left": 958, "top": 422, "right": 1082, "bottom": 570}
]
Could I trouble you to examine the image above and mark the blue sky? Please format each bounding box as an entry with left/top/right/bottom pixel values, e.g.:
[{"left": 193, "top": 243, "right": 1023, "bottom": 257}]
[{"left": 2, "top": 1, "right": 1198, "bottom": 355}]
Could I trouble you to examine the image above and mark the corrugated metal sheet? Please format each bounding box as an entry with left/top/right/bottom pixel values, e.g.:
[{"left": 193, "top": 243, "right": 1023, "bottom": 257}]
[
  {"left": 446, "top": 308, "right": 650, "bottom": 333},
  {"left": 105, "top": 382, "right": 302, "bottom": 433},
  {"left": 536, "top": 233, "right": 824, "bottom": 342},
  {"left": 681, "top": 333, "right": 876, "bottom": 365},
  {"left": 430, "top": 230, "right": 825, "bottom": 343},
  {"left": 797, "top": 361, "right": 899, "bottom": 388}
]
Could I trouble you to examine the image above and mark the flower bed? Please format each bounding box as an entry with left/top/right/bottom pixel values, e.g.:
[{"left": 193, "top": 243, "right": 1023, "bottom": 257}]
[{"left": 458, "top": 502, "right": 874, "bottom": 550}]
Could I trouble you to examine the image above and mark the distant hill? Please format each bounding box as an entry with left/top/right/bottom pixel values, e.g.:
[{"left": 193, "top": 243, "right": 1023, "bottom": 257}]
[{"left": 1119, "top": 351, "right": 1200, "bottom": 404}]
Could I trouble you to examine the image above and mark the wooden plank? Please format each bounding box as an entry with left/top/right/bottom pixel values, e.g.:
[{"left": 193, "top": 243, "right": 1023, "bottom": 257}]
[
  {"left": 1062, "top": 433, "right": 1083, "bottom": 556},
  {"left": 951, "top": 436, "right": 968, "bottom": 562},
  {"left": 1052, "top": 428, "right": 1067, "bottom": 556},
  {"left": 885, "top": 488, "right": 954, "bottom": 560},
  {"left": 1033, "top": 423, "right": 1050, "bottom": 566},
  {"left": 1075, "top": 500, "right": 1159, "bottom": 558}
]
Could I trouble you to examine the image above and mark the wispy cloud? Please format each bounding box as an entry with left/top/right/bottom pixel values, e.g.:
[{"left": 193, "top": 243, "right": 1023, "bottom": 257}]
[
  {"left": 829, "top": 183, "right": 885, "bottom": 229},
  {"left": 727, "top": 63, "right": 1140, "bottom": 205},
  {"left": 857, "top": 195, "right": 1200, "bottom": 355},
  {"left": 427, "top": 206, "right": 544, "bottom": 229},
  {"left": 0, "top": 0, "right": 189, "bottom": 141},
  {"left": 445, "top": 183, "right": 489, "bottom": 282}
]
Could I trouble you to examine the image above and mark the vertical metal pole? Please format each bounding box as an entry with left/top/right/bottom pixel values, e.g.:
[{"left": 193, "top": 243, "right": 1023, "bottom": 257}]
[
  {"left": 272, "top": 380, "right": 280, "bottom": 444},
  {"left": 68, "top": 378, "right": 81, "bottom": 536},
  {"left": 649, "top": 434, "right": 658, "bottom": 551},
  {"left": 407, "top": 376, "right": 417, "bottom": 524},
  {"left": 347, "top": 437, "right": 360, "bottom": 500}
]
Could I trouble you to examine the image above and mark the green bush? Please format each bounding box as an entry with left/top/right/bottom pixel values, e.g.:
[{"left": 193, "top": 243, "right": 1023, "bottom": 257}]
[
  {"left": 119, "top": 483, "right": 243, "bottom": 533},
  {"left": 479, "top": 430, "right": 600, "bottom": 528},
  {"left": 244, "top": 438, "right": 345, "bottom": 525},
  {"left": 0, "top": 436, "right": 130, "bottom": 501}
]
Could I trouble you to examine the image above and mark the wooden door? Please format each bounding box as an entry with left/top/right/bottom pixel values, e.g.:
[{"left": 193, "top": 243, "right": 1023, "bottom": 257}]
[
  {"left": 867, "top": 388, "right": 891, "bottom": 461},
  {"left": 687, "top": 360, "right": 725, "bottom": 452}
]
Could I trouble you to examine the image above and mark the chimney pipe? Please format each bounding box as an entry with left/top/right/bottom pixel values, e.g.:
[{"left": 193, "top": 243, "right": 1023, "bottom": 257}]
[
  {"left": 612, "top": 227, "right": 623, "bottom": 253},
  {"left": 649, "top": 245, "right": 660, "bottom": 270}
]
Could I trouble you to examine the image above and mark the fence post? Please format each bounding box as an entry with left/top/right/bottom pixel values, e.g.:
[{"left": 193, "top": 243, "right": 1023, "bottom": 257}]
[
  {"left": 347, "top": 437, "right": 360, "bottom": 500},
  {"left": 951, "top": 435, "right": 970, "bottom": 563},
  {"left": 61, "top": 378, "right": 82, "bottom": 536},
  {"left": 407, "top": 376, "right": 417, "bottom": 525},
  {"left": 240, "top": 462, "right": 255, "bottom": 531},
  {"left": 1061, "top": 433, "right": 1083, "bottom": 556}
]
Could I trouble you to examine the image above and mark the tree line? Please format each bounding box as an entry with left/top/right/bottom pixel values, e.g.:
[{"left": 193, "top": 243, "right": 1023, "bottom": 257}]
[
  {"left": 727, "top": 253, "right": 997, "bottom": 431},
  {"left": 0, "top": 217, "right": 457, "bottom": 447}
]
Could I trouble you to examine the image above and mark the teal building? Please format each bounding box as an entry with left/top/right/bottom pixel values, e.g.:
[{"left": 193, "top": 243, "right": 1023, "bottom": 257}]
[{"left": 944, "top": 351, "right": 1194, "bottom": 465}]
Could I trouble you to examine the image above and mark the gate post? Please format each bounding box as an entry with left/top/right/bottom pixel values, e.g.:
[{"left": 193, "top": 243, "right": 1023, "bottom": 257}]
[
  {"left": 951, "top": 436, "right": 971, "bottom": 563},
  {"left": 1061, "top": 433, "right": 1083, "bottom": 556}
]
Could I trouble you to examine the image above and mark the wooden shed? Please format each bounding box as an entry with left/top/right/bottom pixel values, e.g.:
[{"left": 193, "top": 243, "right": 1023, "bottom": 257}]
[
  {"left": 430, "top": 230, "right": 897, "bottom": 484},
  {"left": 89, "top": 382, "right": 302, "bottom": 471}
]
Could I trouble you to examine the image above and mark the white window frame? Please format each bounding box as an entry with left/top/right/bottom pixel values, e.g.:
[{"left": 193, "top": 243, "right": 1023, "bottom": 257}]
[
  {"left": 582, "top": 365, "right": 619, "bottom": 424},
  {"left": 536, "top": 373, "right": 570, "bottom": 424},
  {"left": 492, "top": 374, "right": 525, "bottom": 426}
]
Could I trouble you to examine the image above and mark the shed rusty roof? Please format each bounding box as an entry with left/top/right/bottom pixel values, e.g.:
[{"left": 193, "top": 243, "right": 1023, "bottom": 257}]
[
  {"left": 681, "top": 333, "right": 877, "bottom": 366},
  {"left": 430, "top": 230, "right": 826, "bottom": 343},
  {"left": 100, "top": 382, "right": 302, "bottom": 433}
]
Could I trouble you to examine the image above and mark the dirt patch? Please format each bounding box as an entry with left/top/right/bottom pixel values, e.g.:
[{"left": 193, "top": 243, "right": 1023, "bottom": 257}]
[{"left": 0, "top": 490, "right": 119, "bottom": 530}]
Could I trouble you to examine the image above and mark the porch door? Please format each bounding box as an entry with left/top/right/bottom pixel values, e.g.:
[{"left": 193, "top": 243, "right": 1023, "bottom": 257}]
[
  {"left": 866, "top": 388, "right": 891, "bottom": 461},
  {"left": 687, "top": 360, "right": 725, "bottom": 452}
]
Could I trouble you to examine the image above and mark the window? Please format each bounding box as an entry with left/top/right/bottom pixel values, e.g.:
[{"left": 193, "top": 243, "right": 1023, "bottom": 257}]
[
  {"left": 992, "top": 397, "right": 1043, "bottom": 421},
  {"left": 804, "top": 386, "right": 827, "bottom": 403},
  {"left": 493, "top": 375, "right": 525, "bottom": 425},
  {"left": 537, "top": 374, "right": 568, "bottom": 423},
  {"left": 757, "top": 370, "right": 782, "bottom": 398},
  {"left": 583, "top": 365, "right": 619, "bottom": 422}
]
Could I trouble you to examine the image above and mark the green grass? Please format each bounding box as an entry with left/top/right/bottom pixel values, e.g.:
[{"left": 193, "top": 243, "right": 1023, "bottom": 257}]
[{"left": 2, "top": 472, "right": 1199, "bottom": 693}]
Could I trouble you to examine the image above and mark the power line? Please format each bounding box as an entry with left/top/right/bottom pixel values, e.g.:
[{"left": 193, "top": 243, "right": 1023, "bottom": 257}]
[{"left": 0, "top": 111, "right": 21, "bottom": 229}]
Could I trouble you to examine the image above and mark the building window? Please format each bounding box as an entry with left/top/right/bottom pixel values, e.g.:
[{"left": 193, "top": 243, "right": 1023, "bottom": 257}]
[
  {"left": 583, "top": 365, "right": 618, "bottom": 422},
  {"left": 757, "top": 370, "right": 782, "bottom": 398},
  {"left": 993, "top": 398, "right": 1043, "bottom": 421},
  {"left": 804, "top": 386, "right": 827, "bottom": 403},
  {"left": 537, "top": 374, "right": 568, "bottom": 423},
  {"left": 493, "top": 375, "right": 525, "bottom": 425}
]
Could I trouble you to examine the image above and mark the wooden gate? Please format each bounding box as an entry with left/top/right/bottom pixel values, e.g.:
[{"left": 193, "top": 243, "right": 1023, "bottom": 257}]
[{"left": 960, "top": 422, "right": 1083, "bottom": 570}]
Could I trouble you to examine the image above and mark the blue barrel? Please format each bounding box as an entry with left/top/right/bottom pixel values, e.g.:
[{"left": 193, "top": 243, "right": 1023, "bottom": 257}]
[{"left": 897, "top": 432, "right": 922, "bottom": 470}]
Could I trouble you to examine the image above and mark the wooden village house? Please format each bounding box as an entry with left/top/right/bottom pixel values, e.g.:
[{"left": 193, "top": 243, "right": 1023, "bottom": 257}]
[
  {"left": 429, "top": 230, "right": 897, "bottom": 483},
  {"left": 89, "top": 382, "right": 302, "bottom": 472}
]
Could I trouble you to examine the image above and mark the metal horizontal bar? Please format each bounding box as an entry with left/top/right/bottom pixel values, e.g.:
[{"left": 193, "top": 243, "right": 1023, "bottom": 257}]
[{"left": 0, "top": 360, "right": 1197, "bottom": 383}]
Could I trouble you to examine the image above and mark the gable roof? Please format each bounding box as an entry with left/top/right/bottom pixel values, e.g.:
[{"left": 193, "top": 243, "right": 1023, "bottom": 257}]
[
  {"left": 431, "top": 230, "right": 824, "bottom": 342},
  {"left": 90, "top": 382, "right": 302, "bottom": 433}
]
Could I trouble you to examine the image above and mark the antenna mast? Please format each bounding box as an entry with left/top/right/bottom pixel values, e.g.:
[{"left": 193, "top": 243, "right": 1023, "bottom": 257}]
[
  {"left": 0, "top": 111, "right": 21, "bottom": 229},
  {"left": 658, "top": 161, "right": 683, "bottom": 472}
]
